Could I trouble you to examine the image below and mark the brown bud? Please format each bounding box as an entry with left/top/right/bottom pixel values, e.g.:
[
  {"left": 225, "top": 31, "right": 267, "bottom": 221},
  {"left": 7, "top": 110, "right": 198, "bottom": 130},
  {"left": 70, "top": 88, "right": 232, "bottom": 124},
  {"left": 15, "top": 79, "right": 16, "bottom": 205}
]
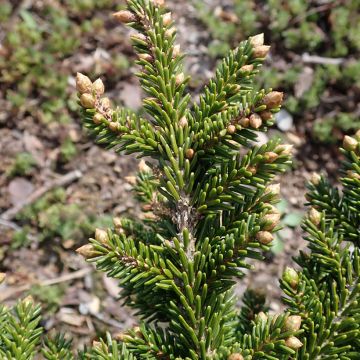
[
  {"left": 264, "top": 151, "right": 278, "bottom": 163},
  {"left": 133, "top": 326, "right": 143, "bottom": 338},
  {"left": 80, "top": 93, "right": 96, "bottom": 108},
  {"left": 265, "top": 203, "right": 280, "bottom": 215},
  {"left": 310, "top": 172, "right": 321, "bottom": 185},
  {"left": 240, "top": 64, "right": 254, "bottom": 72},
  {"left": 284, "top": 315, "right": 302, "bottom": 332},
  {"left": 247, "top": 165, "right": 257, "bottom": 175},
  {"left": 114, "top": 332, "right": 131, "bottom": 342},
  {"left": 92, "top": 341, "right": 102, "bottom": 349},
  {"left": 347, "top": 170, "right": 360, "bottom": 180},
  {"left": 139, "top": 159, "right": 151, "bottom": 172},
  {"left": 113, "top": 10, "right": 136, "bottom": 23},
  {"left": 100, "top": 97, "right": 111, "bottom": 109},
  {"left": 163, "top": 12, "right": 172, "bottom": 26},
  {"left": 93, "top": 113, "right": 104, "bottom": 125},
  {"left": 279, "top": 144, "right": 293, "bottom": 155},
  {"left": 142, "top": 204, "right": 153, "bottom": 212},
  {"left": 138, "top": 53, "right": 153, "bottom": 62},
  {"left": 285, "top": 336, "right": 303, "bottom": 350},
  {"left": 283, "top": 267, "right": 299, "bottom": 289},
  {"left": 76, "top": 244, "right": 97, "bottom": 258},
  {"left": 179, "top": 116, "right": 188, "bottom": 128},
  {"left": 343, "top": 135, "right": 358, "bottom": 151},
  {"left": 165, "top": 27, "right": 176, "bottom": 37},
  {"left": 22, "top": 295, "right": 34, "bottom": 305},
  {"left": 76, "top": 73, "right": 93, "bottom": 94},
  {"left": 249, "top": 113, "right": 262, "bottom": 129},
  {"left": 0, "top": 273, "right": 6, "bottom": 284},
  {"left": 260, "top": 110, "right": 273, "bottom": 121},
  {"left": 173, "top": 44, "right": 181, "bottom": 57},
  {"left": 176, "top": 72, "right": 185, "bottom": 85},
  {"left": 150, "top": 0, "right": 165, "bottom": 6},
  {"left": 95, "top": 228, "right": 109, "bottom": 246},
  {"left": 262, "top": 213, "right": 281, "bottom": 231},
  {"left": 109, "top": 122, "right": 119, "bottom": 132},
  {"left": 113, "top": 217, "right": 123, "bottom": 228},
  {"left": 253, "top": 45, "right": 270, "bottom": 58},
  {"left": 266, "top": 183, "right": 281, "bottom": 196},
  {"left": 228, "top": 354, "right": 244, "bottom": 360},
  {"left": 258, "top": 311, "right": 268, "bottom": 322},
  {"left": 93, "top": 78, "right": 105, "bottom": 95},
  {"left": 308, "top": 207, "right": 321, "bottom": 226},
  {"left": 256, "top": 231, "right": 274, "bottom": 245},
  {"left": 227, "top": 124, "right": 236, "bottom": 134},
  {"left": 249, "top": 33, "right": 264, "bottom": 47},
  {"left": 263, "top": 91, "right": 284, "bottom": 109},
  {"left": 186, "top": 148, "right": 195, "bottom": 159},
  {"left": 239, "top": 117, "right": 250, "bottom": 127}
]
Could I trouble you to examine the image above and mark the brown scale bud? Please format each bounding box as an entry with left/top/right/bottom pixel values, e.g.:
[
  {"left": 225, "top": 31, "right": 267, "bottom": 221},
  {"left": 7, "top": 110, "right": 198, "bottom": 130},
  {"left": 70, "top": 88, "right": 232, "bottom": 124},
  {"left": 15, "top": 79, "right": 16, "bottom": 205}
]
[
  {"left": 227, "top": 124, "right": 236, "bottom": 134},
  {"left": 163, "top": 12, "right": 172, "bottom": 26},
  {"left": 284, "top": 315, "right": 302, "bottom": 332},
  {"left": 239, "top": 117, "right": 250, "bottom": 127},
  {"left": 114, "top": 332, "right": 131, "bottom": 342},
  {"left": 176, "top": 72, "right": 185, "bottom": 85},
  {"left": 283, "top": 267, "right": 299, "bottom": 289},
  {"left": 179, "top": 116, "right": 188, "bottom": 128},
  {"left": 133, "top": 326, "right": 143, "bottom": 338},
  {"left": 310, "top": 172, "right": 321, "bottom": 185},
  {"left": 186, "top": 148, "right": 195, "bottom": 159},
  {"left": 93, "top": 113, "right": 104, "bottom": 125},
  {"left": 308, "top": 207, "right": 321, "bottom": 226},
  {"left": 247, "top": 166, "right": 257, "bottom": 175},
  {"left": 113, "top": 10, "right": 136, "bottom": 23},
  {"left": 142, "top": 204, "right": 153, "bottom": 212},
  {"left": 343, "top": 135, "right": 358, "bottom": 151},
  {"left": 95, "top": 228, "right": 109, "bottom": 246},
  {"left": 23, "top": 295, "right": 35, "bottom": 305},
  {"left": 249, "top": 113, "right": 262, "bottom": 129},
  {"left": 266, "top": 183, "right": 281, "bottom": 196},
  {"left": 93, "top": 78, "right": 105, "bottom": 95},
  {"left": 92, "top": 341, "right": 102, "bottom": 349},
  {"left": 0, "top": 273, "right": 6, "bottom": 284},
  {"left": 347, "top": 170, "right": 360, "bottom": 180},
  {"left": 258, "top": 311, "right": 268, "bottom": 322},
  {"left": 100, "top": 97, "right": 111, "bottom": 109},
  {"left": 262, "top": 213, "right": 281, "bottom": 231},
  {"left": 138, "top": 53, "right": 153, "bottom": 62},
  {"left": 228, "top": 354, "right": 244, "bottom": 360},
  {"left": 279, "top": 144, "right": 293, "bottom": 155},
  {"left": 76, "top": 73, "right": 93, "bottom": 94},
  {"left": 265, "top": 203, "right": 280, "bottom": 215},
  {"left": 240, "top": 64, "right": 254, "bottom": 72},
  {"left": 109, "top": 122, "right": 119, "bottom": 132},
  {"left": 263, "top": 91, "right": 284, "bottom": 109},
  {"left": 76, "top": 244, "right": 97, "bottom": 258},
  {"left": 249, "top": 33, "right": 264, "bottom": 47},
  {"left": 285, "top": 336, "right": 303, "bottom": 350},
  {"left": 260, "top": 110, "right": 273, "bottom": 121},
  {"left": 173, "top": 44, "right": 181, "bottom": 57},
  {"left": 80, "top": 93, "right": 96, "bottom": 108},
  {"left": 256, "top": 231, "right": 274, "bottom": 245},
  {"left": 253, "top": 45, "right": 270, "bottom": 58},
  {"left": 150, "top": 0, "right": 165, "bottom": 6},
  {"left": 264, "top": 151, "right": 279, "bottom": 163},
  {"left": 113, "top": 217, "right": 123, "bottom": 228},
  {"left": 165, "top": 27, "right": 176, "bottom": 37}
]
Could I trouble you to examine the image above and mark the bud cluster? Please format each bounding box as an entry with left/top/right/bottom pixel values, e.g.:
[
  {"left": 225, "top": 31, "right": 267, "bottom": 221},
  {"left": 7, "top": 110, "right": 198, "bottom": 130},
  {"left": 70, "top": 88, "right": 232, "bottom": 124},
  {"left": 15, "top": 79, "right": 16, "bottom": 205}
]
[
  {"left": 76, "top": 73, "right": 119, "bottom": 133},
  {"left": 249, "top": 33, "right": 270, "bottom": 58}
]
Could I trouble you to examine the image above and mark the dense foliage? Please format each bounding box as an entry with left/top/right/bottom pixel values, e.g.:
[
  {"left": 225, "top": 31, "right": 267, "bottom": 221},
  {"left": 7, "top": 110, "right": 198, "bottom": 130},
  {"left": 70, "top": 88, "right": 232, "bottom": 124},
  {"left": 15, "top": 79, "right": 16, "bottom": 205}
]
[{"left": 0, "top": 0, "right": 359, "bottom": 358}]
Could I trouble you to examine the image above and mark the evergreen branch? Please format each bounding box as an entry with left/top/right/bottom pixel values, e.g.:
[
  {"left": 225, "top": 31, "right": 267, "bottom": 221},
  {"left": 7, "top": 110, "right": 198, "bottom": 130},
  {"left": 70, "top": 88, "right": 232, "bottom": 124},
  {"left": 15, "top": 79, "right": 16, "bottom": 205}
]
[{"left": 42, "top": 334, "right": 74, "bottom": 360}]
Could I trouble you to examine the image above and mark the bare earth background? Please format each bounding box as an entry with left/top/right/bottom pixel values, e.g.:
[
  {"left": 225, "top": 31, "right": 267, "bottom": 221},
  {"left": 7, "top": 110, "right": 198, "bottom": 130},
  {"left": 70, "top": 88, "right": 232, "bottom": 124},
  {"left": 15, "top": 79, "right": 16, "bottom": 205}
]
[{"left": 0, "top": 0, "right": 358, "bottom": 349}]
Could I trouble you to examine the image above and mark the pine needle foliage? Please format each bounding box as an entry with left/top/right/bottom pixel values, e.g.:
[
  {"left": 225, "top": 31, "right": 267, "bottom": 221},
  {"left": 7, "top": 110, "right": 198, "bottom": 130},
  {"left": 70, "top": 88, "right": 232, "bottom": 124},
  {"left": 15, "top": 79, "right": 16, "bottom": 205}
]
[{"left": 0, "top": 1, "right": 359, "bottom": 359}]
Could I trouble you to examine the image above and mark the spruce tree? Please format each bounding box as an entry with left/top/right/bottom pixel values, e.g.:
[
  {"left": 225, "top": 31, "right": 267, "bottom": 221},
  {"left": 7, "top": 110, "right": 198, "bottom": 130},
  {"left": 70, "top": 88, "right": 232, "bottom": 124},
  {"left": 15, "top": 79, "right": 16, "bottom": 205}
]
[{"left": 0, "top": 0, "right": 359, "bottom": 358}]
